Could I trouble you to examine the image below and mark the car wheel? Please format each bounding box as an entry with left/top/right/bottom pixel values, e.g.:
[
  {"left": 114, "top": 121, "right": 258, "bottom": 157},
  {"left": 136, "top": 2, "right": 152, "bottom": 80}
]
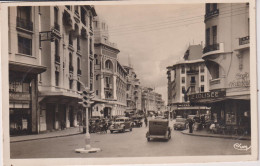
[{"left": 110, "top": 130, "right": 113, "bottom": 133}]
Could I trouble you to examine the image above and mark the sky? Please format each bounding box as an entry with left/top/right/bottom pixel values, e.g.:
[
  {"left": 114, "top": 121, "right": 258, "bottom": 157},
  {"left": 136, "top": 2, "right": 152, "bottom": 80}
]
[{"left": 95, "top": 4, "right": 205, "bottom": 103}]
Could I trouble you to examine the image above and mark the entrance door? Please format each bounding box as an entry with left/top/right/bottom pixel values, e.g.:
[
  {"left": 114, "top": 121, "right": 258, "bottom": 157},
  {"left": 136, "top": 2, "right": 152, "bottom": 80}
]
[
  {"left": 46, "top": 104, "right": 55, "bottom": 131},
  {"left": 69, "top": 106, "right": 74, "bottom": 127},
  {"left": 104, "top": 107, "right": 110, "bottom": 118},
  {"left": 59, "top": 104, "right": 66, "bottom": 129}
]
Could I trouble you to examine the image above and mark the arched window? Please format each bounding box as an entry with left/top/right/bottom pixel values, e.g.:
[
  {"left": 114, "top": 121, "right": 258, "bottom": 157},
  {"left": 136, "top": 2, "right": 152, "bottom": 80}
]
[{"left": 105, "top": 60, "right": 113, "bottom": 70}]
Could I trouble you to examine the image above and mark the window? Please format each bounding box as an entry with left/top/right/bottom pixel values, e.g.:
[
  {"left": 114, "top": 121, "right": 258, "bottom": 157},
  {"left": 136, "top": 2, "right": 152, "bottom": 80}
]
[
  {"left": 191, "top": 86, "right": 195, "bottom": 93},
  {"left": 200, "top": 65, "right": 205, "bottom": 73},
  {"left": 17, "top": 6, "right": 32, "bottom": 31},
  {"left": 206, "top": 4, "right": 210, "bottom": 13},
  {"left": 77, "top": 36, "right": 80, "bottom": 51},
  {"left": 212, "top": 3, "right": 217, "bottom": 10},
  {"left": 69, "top": 79, "right": 73, "bottom": 89},
  {"left": 182, "top": 86, "right": 185, "bottom": 93},
  {"left": 18, "top": 36, "right": 32, "bottom": 55},
  {"left": 90, "top": 83, "right": 93, "bottom": 91},
  {"left": 191, "top": 76, "right": 196, "bottom": 83},
  {"left": 201, "top": 85, "right": 205, "bottom": 92},
  {"left": 77, "top": 82, "right": 81, "bottom": 91},
  {"left": 95, "top": 21, "right": 98, "bottom": 28},
  {"left": 127, "top": 84, "right": 130, "bottom": 91},
  {"left": 206, "top": 28, "right": 210, "bottom": 46},
  {"left": 212, "top": 26, "right": 217, "bottom": 44},
  {"left": 96, "top": 90, "right": 98, "bottom": 95},
  {"left": 69, "top": 32, "right": 73, "bottom": 46},
  {"left": 96, "top": 75, "right": 99, "bottom": 80},
  {"left": 65, "top": 6, "right": 70, "bottom": 10},
  {"left": 90, "top": 61, "right": 93, "bottom": 76},
  {"left": 89, "top": 38, "right": 92, "bottom": 54},
  {"left": 55, "top": 71, "right": 59, "bottom": 86},
  {"left": 77, "top": 57, "right": 80, "bottom": 70},
  {"left": 182, "top": 77, "right": 185, "bottom": 84},
  {"left": 89, "top": 16, "right": 93, "bottom": 29},
  {"left": 105, "top": 77, "right": 111, "bottom": 85},
  {"left": 69, "top": 53, "right": 73, "bottom": 72},
  {"left": 74, "top": 6, "right": 79, "bottom": 14},
  {"left": 181, "top": 66, "right": 185, "bottom": 74},
  {"left": 81, "top": 7, "right": 86, "bottom": 25},
  {"left": 105, "top": 60, "right": 113, "bottom": 70},
  {"left": 54, "top": 7, "right": 59, "bottom": 27},
  {"left": 55, "top": 39, "right": 59, "bottom": 57},
  {"left": 201, "top": 75, "right": 204, "bottom": 82}
]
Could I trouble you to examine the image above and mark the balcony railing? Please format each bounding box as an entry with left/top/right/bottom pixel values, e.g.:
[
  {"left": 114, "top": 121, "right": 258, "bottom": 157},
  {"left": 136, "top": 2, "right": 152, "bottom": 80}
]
[
  {"left": 16, "top": 17, "right": 33, "bottom": 31},
  {"left": 55, "top": 55, "right": 60, "bottom": 63},
  {"left": 239, "top": 36, "right": 250, "bottom": 45},
  {"left": 187, "top": 70, "right": 199, "bottom": 75},
  {"left": 77, "top": 69, "right": 81, "bottom": 75},
  {"left": 203, "top": 43, "right": 220, "bottom": 54},
  {"left": 204, "top": 9, "right": 219, "bottom": 22},
  {"left": 190, "top": 81, "right": 196, "bottom": 85},
  {"left": 69, "top": 65, "right": 74, "bottom": 72}
]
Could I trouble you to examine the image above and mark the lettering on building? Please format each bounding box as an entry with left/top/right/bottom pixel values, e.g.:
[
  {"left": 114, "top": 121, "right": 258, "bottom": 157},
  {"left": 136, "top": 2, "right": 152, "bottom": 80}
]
[{"left": 229, "top": 72, "right": 250, "bottom": 88}]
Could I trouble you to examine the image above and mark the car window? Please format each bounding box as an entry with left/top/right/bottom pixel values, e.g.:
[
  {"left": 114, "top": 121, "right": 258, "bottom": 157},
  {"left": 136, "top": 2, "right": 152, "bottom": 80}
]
[{"left": 176, "top": 118, "right": 185, "bottom": 122}]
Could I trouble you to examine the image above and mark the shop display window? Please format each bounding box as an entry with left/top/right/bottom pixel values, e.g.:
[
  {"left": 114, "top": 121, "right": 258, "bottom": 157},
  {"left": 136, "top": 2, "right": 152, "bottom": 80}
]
[{"left": 226, "top": 112, "right": 236, "bottom": 125}]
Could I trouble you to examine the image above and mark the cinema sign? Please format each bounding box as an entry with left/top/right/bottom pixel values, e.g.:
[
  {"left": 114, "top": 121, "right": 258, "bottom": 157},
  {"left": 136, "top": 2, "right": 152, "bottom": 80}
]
[{"left": 189, "top": 91, "right": 226, "bottom": 101}]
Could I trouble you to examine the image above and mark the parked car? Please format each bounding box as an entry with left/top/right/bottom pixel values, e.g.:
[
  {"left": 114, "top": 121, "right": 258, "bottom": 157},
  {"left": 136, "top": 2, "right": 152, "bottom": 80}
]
[
  {"left": 146, "top": 118, "right": 171, "bottom": 141},
  {"left": 174, "top": 118, "right": 187, "bottom": 130},
  {"left": 109, "top": 117, "right": 133, "bottom": 133},
  {"left": 131, "top": 116, "right": 143, "bottom": 127}
]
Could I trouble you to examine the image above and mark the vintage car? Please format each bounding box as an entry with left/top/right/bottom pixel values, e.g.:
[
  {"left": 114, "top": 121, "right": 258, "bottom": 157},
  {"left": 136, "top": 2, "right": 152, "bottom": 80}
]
[
  {"left": 109, "top": 117, "right": 133, "bottom": 133},
  {"left": 174, "top": 118, "right": 187, "bottom": 130},
  {"left": 146, "top": 119, "right": 171, "bottom": 141},
  {"left": 131, "top": 116, "right": 143, "bottom": 127}
]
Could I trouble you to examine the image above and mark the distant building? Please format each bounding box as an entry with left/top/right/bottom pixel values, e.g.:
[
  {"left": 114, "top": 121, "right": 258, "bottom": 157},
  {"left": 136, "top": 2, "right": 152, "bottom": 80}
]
[
  {"left": 38, "top": 5, "right": 97, "bottom": 132},
  {"left": 167, "top": 45, "right": 210, "bottom": 118},
  {"left": 123, "top": 66, "right": 142, "bottom": 116},
  {"left": 9, "top": 6, "right": 47, "bottom": 135},
  {"left": 142, "top": 87, "right": 165, "bottom": 116},
  {"left": 93, "top": 17, "right": 127, "bottom": 118},
  {"left": 190, "top": 3, "right": 250, "bottom": 131}
]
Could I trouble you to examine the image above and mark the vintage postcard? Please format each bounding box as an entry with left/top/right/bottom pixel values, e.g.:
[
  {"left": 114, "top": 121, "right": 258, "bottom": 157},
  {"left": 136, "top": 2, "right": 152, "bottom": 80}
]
[{"left": 0, "top": 0, "right": 258, "bottom": 165}]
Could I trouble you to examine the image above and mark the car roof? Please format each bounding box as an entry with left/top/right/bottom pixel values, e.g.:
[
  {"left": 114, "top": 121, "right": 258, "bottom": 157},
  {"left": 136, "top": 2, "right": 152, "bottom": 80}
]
[{"left": 149, "top": 119, "right": 169, "bottom": 122}]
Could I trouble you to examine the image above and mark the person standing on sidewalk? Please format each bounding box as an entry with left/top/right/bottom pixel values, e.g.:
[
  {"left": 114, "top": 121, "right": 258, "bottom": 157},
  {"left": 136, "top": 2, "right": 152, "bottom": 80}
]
[
  {"left": 144, "top": 116, "right": 148, "bottom": 127},
  {"left": 188, "top": 119, "right": 194, "bottom": 133}
]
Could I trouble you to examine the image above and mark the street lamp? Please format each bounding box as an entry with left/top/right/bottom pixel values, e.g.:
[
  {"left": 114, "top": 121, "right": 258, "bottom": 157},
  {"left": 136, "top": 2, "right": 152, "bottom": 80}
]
[{"left": 74, "top": 80, "right": 101, "bottom": 153}]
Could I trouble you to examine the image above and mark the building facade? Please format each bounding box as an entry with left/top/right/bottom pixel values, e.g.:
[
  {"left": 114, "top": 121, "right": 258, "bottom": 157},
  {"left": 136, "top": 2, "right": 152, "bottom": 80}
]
[
  {"left": 9, "top": 6, "right": 47, "bottom": 135},
  {"left": 167, "top": 45, "right": 210, "bottom": 118},
  {"left": 123, "top": 66, "right": 142, "bottom": 116},
  {"left": 142, "top": 87, "right": 165, "bottom": 116},
  {"left": 190, "top": 3, "right": 250, "bottom": 132},
  {"left": 93, "top": 17, "right": 127, "bottom": 118},
  {"left": 38, "top": 5, "right": 97, "bottom": 132}
]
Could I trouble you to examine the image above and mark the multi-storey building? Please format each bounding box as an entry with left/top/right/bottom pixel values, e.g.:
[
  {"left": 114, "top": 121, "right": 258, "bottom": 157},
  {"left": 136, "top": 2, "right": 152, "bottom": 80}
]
[
  {"left": 189, "top": 3, "right": 250, "bottom": 131},
  {"left": 142, "top": 87, "right": 165, "bottom": 116},
  {"left": 38, "top": 5, "right": 97, "bottom": 132},
  {"left": 9, "top": 6, "right": 47, "bottom": 135},
  {"left": 123, "top": 66, "right": 142, "bottom": 116},
  {"left": 93, "top": 17, "right": 127, "bottom": 118},
  {"left": 167, "top": 45, "right": 210, "bottom": 118}
]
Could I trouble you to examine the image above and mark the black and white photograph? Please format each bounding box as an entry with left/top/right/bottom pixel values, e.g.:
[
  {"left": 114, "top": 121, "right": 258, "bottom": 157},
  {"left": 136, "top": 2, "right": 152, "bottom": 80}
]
[{"left": 0, "top": 0, "right": 258, "bottom": 165}]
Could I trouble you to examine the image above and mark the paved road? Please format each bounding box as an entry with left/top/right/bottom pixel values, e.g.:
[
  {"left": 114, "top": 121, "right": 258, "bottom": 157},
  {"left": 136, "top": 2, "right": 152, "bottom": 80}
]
[{"left": 10, "top": 120, "right": 251, "bottom": 158}]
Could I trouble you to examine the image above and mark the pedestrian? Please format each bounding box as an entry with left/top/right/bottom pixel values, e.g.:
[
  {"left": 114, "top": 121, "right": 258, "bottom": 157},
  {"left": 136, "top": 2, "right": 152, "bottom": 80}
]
[
  {"left": 188, "top": 119, "right": 194, "bottom": 133},
  {"left": 144, "top": 117, "right": 148, "bottom": 127}
]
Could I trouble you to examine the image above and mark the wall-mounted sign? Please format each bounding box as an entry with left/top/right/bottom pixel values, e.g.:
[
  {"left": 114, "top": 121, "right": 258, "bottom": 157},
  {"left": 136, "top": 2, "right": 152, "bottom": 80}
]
[
  {"left": 189, "top": 91, "right": 226, "bottom": 101},
  {"left": 9, "top": 92, "right": 31, "bottom": 101},
  {"left": 177, "top": 103, "right": 191, "bottom": 107},
  {"left": 229, "top": 72, "right": 250, "bottom": 88}
]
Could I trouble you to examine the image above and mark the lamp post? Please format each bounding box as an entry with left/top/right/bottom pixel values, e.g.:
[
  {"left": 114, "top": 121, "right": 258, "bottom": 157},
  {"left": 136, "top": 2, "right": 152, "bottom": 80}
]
[{"left": 75, "top": 80, "right": 101, "bottom": 153}]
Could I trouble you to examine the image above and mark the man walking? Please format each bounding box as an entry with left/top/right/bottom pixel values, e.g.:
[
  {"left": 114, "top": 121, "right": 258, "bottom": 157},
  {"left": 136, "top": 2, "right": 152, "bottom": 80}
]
[{"left": 188, "top": 118, "right": 194, "bottom": 133}]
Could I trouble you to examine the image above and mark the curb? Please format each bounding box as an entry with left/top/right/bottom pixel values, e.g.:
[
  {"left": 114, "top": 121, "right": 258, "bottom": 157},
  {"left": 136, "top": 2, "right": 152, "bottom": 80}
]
[
  {"left": 181, "top": 131, "right": 251, "bottom": 140},
  {"left": 10, "top": 132, "right": 83, "bottom": 143}
]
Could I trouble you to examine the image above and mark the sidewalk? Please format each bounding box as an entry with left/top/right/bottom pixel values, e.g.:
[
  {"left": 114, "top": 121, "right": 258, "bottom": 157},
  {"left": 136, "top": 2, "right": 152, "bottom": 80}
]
[
  {"left": 181, "top": 129, "right": 251, "bottom": 140},
  {"left": 10, "top": 127, "right": 83, "bottom": 143}
]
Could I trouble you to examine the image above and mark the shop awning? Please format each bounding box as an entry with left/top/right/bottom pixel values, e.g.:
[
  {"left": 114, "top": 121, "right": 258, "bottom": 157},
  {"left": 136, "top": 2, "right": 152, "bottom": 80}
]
[{"left": 9, "top": 61, "right": 47, "bottom": 74}]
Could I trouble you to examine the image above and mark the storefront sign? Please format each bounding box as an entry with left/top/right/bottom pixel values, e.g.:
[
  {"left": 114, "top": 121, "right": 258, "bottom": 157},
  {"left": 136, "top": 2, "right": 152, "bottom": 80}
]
[
  {"left": 229, "top": 72, "right": 250, "bottom": 88},
  {"left": 9, "top": 92, "right": 31, "bottom": 101},
  {"left": 189, "top": 91, "right": 226, "bottom": 101},
  {"left": 177, "top": 103, "right": 190, "bottom": 107}
]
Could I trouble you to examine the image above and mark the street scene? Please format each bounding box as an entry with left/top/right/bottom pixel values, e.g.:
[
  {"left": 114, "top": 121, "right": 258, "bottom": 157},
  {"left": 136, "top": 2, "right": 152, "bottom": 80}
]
[{"left": 7, "top": 2, "right": 252, "bottom": 159}]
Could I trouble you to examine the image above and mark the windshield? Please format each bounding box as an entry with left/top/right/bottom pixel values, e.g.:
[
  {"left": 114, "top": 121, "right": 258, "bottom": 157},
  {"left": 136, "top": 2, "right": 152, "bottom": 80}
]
[
  {"left": 176, "top": 118, "right": 185, "bottom": 122},
  {"left": 115, "top": 119, "right": 125, "bottom": 122}
]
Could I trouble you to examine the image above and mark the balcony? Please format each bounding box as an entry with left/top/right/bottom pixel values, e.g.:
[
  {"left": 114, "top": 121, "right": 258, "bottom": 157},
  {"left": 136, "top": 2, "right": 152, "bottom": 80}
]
[
  {"left": 94, "top": 38, "right": 118, "bottom": 49},
  {"left": 187, "top": 70, "right": 199, "bottom": 75},
  {"left": 190, "top": 81, "right": 196, "bottom": 86},
  {"left": 55, "top": 55, "right": 60, "bottom": 63},
  {"left": 16, "top": 17, "right": 33, "bottom": 31},
  {"left": 202, "top": 43, "right": 224, "bottom": 58},
  {"left": 77, "top": 69, "right": 81, "bottom": 75},
  {"left": 209, "top": 78, "right": 226, "bottom": 91},
  {"left": 204, "top": 9, "right": 219, "bottom": 22},
  {"left": 69, "top": 65, "right": 74, "bottom": 72}
]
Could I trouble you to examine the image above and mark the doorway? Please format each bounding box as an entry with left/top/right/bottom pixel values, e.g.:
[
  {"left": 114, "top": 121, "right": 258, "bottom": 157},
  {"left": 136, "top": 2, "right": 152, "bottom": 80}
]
[
  {"left": 69, "top": 106, "right": 74, "bottom": 127},
  {"left": 46, "top": 104, "right": 55, "bottom": 131}
]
